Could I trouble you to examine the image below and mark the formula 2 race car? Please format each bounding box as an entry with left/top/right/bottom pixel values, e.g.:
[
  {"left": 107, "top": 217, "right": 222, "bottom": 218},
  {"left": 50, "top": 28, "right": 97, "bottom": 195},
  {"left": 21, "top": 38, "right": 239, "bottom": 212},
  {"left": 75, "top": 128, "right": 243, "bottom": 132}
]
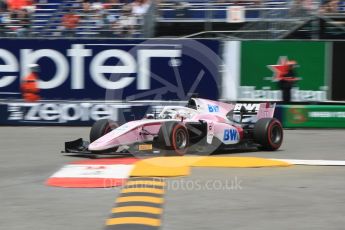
[{"left": 64, "top": 98, "right": 283, "bottom": 156}]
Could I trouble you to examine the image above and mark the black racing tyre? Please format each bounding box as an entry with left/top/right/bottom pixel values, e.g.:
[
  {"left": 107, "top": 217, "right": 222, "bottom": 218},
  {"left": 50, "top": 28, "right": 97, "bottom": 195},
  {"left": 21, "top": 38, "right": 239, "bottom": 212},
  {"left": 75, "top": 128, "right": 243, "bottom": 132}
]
[
  {"left": 154, "top": 121, "right": 189, "bottom": 156},
  {"left": 254, "top": 118, "right": 283, "bottom": 151},
  {"left": 90, "top": 119, "right": 119, "bottom": 143}
]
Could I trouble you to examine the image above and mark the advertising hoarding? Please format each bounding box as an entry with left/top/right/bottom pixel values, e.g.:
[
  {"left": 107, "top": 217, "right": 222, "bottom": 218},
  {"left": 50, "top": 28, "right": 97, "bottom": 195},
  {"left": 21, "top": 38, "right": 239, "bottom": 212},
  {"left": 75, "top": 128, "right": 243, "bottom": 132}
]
[
  {"left": 0, "top": 102, "right": 145, "bottom": 126},
  {"left": 239, "top": 41, "right": 329, "bottom": 101},
  {"left": 0, "top": 39, "right": 221, "bottom": 101},
  {"left": 281, "top": 105, "right": 345, "bottom": 128}
]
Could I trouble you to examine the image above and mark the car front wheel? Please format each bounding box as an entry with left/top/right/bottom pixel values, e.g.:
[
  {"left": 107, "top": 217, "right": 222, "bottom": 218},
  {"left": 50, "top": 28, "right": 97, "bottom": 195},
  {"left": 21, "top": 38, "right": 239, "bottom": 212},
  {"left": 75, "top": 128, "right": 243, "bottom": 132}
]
[{"left": 154, "top": 121, "right": 189, "bottom": 156}]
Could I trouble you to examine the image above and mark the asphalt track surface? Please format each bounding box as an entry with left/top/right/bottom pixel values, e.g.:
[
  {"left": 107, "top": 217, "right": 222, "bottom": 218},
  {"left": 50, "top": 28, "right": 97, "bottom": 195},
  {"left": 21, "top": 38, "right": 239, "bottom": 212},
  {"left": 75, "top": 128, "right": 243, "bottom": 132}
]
[{"left": 1, "top": 127, "right": 345, "bottom": 230}]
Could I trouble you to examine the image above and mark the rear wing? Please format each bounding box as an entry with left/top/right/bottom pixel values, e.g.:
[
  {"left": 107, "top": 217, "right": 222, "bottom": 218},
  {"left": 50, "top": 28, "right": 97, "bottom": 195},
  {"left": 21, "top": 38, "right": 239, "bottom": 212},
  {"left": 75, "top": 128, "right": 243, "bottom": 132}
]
[
  {"left": 188, "top": 98, "right": 276, "bottom": 121},
  {"left": 230, "top": 103, "right": 276, "bottom": 122},
  {"left": 257, "top": 103, "right": 276, "bottom": 119}
]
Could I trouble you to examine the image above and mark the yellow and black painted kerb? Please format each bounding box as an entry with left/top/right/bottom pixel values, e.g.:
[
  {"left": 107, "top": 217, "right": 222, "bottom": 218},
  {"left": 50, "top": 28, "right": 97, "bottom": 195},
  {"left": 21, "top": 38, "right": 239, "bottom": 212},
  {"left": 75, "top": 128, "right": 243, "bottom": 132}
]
[{"left": 105, "top": 177, "right": 166, "bottom": 230}]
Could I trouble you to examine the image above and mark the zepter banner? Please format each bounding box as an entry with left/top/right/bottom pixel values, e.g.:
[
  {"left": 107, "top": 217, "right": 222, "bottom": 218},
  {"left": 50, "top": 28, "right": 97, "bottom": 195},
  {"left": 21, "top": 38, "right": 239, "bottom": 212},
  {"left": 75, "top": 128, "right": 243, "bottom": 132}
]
[{"left": 0, "top": 39, "right": 221, "bottom": 100}]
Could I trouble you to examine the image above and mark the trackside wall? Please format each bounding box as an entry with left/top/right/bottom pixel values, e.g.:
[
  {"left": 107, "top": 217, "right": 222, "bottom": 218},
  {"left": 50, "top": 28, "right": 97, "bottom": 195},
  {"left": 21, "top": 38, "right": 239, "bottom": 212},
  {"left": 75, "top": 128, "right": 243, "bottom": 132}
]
[{"left": 0, "top": 39, "right": 345, "bottom": 128}]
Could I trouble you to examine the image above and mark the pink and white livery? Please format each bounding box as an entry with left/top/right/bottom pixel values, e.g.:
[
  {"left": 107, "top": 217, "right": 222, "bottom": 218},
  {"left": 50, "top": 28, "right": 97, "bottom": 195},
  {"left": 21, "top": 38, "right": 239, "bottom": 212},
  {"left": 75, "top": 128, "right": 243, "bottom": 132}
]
[{"left": 64, "top": 98, "right": 283, "bottom": 156}]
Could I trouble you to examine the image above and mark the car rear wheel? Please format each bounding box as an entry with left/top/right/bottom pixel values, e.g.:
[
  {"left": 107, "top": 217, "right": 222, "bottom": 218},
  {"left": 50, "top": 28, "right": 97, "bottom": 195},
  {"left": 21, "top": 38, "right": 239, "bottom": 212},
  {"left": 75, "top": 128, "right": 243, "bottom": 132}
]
[
  {"left": 254, "top": 118, "right": 283, "bottom": 151},
  {"left": 154, "top": 121, "right": 189, "bottom": 156}
]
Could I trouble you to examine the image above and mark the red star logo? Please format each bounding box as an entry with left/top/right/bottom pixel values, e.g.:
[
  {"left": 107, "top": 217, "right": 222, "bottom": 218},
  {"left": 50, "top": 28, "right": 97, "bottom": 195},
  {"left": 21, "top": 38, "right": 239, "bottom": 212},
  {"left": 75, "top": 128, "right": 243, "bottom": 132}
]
[{"left": 268, "top": 56, "right": 297, "bottom": 81}]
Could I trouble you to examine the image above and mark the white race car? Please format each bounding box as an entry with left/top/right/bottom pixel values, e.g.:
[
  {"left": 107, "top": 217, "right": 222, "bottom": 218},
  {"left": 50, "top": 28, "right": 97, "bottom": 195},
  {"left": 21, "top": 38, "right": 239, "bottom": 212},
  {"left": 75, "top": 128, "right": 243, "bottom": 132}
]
[{"left": 64, "top": 98, "right": 283, "bottom": 156}]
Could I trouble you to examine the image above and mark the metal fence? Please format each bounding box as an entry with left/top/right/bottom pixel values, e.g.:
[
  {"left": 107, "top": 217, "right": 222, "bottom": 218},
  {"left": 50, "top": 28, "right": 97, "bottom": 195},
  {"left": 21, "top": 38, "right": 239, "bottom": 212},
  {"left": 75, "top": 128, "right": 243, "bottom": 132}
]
[{"left": 0, "top": 0, "right": 344, "bottom": 39}]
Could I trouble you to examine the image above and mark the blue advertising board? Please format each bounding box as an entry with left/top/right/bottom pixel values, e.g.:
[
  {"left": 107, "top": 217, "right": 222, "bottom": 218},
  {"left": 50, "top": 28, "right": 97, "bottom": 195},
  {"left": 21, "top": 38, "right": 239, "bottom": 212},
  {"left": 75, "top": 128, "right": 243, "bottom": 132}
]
[
  {"left": 0, "top": 39, "right": 221, "bottom": 101},
  {"left": 0, "top": 101, "right": 149, "bottom": 126},
  {"left": 0, "top": 100, "right": 187, "bottom": 126}
]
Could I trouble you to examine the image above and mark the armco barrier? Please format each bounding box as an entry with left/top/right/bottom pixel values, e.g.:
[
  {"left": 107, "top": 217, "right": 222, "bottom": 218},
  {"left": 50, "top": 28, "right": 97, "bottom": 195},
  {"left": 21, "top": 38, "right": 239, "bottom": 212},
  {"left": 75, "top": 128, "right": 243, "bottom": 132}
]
[
  {"left": 279, "top": 105, "right": 345, "bottom": 128},
  {"left": 2, "top": 101, "right": 345, "bottom": 128},
  {"left": 0, "top": 101, "right": 143, "bottom": 126},
  {"left": 0, "top": 100, "right": 186, "bottom": 126}
]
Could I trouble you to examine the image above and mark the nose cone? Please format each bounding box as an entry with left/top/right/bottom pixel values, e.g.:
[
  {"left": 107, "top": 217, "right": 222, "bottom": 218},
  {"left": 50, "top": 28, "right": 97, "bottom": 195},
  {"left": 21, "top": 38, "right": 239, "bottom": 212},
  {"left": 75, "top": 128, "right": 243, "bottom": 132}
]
[
  {"left": 88, "top": 131, "right": 119, "bottom": 151},
  {"left": 88, "top": 135, "right": 113, "bottom": 151},
  {"left": 88, "top": 140, "right": 105, "bottom": 151}
]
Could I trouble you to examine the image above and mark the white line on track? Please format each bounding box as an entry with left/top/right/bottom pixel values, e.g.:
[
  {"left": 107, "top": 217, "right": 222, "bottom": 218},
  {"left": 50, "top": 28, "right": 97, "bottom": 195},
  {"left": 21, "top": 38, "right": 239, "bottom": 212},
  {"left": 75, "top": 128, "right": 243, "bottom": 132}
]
[{"left": 271, "top": 159, "right": 345, "bottom": 166}]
